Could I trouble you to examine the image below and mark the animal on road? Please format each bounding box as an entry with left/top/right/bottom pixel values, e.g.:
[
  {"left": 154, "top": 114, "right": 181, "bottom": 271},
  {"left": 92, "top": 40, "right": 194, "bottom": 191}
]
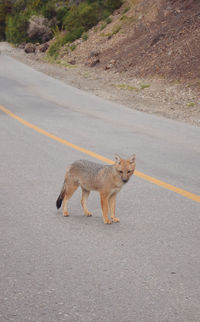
[{"left": 56, "top": 154, "right": 136, "bottom": 224}]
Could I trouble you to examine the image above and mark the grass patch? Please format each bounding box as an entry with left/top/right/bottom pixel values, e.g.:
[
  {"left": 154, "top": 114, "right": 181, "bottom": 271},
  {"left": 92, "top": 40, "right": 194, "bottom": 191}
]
[
  {"left": 100, "top": 32, "right": 111, "bottom": 37},
  {"left": 101, "top": 24, "right": 121, "bottom": 37},
  {"left": 120, "top": 15, "right": 127, "bottom": 21},
  {"left": 100, "top": 17, "right": 112, "bottom": 30},
  {"left": 114, "top": 83, "right": 151, "bottom": 91},
  {"left": 82, "top": 72, "right": 90, "bottom": 78},
  {"left": 42, "top": 56, "right": 77, "bottom": 69},
  {"left": 140, "top": 83, "right": 150, "bottom": 90},
  {"left": 100, "top": 22, "right": 107, "bottom": 30},
  {"left": 115, "top": 84, "right": 139, "bottom": 91},
  {"left": 187, "top": 102, "right": 196, "bottom": 107},
  {"left": 106, "top": 17, "right": 112, "bottom": 24},
  {"left": 58, "top": 60, "right": 77, "bottom": 69},
  {"left": 82, "top": 32, "right": 88, "bottom": 41},
  {"left": 69, "top": 44, "right": 77, "bottom": 51},
  {"left": 112, "top": 24, "right": 121, "bottom": 35},
  {"left": 122, "top": 7, "right": 130, "bottom": 14},
  {"left": 120, "top": 15, "right": 137, "bottom": 24},
  {"left": 42, "top": 55, "right": 56, "bottom": 63}
]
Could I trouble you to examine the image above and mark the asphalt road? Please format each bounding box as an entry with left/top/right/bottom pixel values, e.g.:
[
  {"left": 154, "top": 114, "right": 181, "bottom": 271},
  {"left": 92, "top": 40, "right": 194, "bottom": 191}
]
[{"left": 0, "top": 54, "right": 200, "bottom": 322}]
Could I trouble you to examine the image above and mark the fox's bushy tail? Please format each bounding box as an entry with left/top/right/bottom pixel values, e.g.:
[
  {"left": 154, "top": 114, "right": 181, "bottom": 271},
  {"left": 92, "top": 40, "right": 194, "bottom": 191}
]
[{"left": 56, "top": 183, "right": 65, "bottom": 209}]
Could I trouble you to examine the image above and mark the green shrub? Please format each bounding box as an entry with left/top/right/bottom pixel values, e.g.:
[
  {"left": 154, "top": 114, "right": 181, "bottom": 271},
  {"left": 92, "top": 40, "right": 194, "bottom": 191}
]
[
  {"left": 4, "top": 0, "right": 123, "bottom": 46},
  {"left": 64, "top": 26, "right": 85, "bottom": 42},
  {"left": 5, "top": 0, "right": 57, "bottom": 44},
  {"left": 47, "top": 27, "right": 83, "bottom": 59},
  {"left": 56, "top": 6, "right": 69, "bottom": 29},
  {"left": 104, "top": 0, "right": 123, "bottom": 12},
  {"left": 56, "top": 2, "right": 99, "bottom": 47},
  {"left": 6, "top": 12, "right": 30, "bottom": 43},
  {"left": 0, "top": 0, "right": 13, "bottom": 40},
  {"left": 47, "top": 38, "right": 62, "bottom": 59},
  {"left": 30, "top": 0, "right": 49, "bottom": 12},
  {"left": 64, "top": 3, "right": 98, "bottom": 33},
  {"left": 11, "top": 0, "right": 28, "bottom": 14},
  {"left": 41, "top": 2, "right": 57, "bottom": 20},
  {"left": 101, "top": 9, "right": 110, "bottom": 20}
]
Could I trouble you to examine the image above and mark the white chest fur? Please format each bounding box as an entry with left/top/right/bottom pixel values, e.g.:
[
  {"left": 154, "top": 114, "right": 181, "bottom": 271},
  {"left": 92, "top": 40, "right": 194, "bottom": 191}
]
[{"left": 109, "top": 185, "right": 123, "bottom": 197}]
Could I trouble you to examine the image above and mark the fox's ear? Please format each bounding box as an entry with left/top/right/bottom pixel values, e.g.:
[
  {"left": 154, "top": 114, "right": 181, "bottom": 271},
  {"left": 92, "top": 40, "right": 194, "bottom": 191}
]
[
  {"left": 129, "top": 154, "right": 136, "bottom": 163},
  {"left": 115, "top": 154, "right": 121, "bottom": 164}
]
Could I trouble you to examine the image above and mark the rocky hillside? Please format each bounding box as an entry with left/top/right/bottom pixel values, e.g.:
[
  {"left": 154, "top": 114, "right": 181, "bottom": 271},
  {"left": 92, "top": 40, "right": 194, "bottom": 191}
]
[
  {"left": 58, "top": 0, "right": 200, "bottom": 87},
  {"left": 2, "top": 0, "right": 199, "bottom": 86}
]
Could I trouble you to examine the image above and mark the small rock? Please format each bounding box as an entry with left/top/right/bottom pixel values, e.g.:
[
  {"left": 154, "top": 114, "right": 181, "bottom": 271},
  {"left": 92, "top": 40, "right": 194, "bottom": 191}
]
[
  {"left": 105, "top": 64, "right": 112, "bottom": 70},
  {"left": 38, "top": 42, "right": 49, "bottom": 52},
  {"left": 68, "top": 59, "right": 76, "bottom": 65},
  {"left": 88, "top": 50, "right": 100, "bottom": 58},
  {"left": 110, "top": 59, "right": 116, "bottom": 64},
  {"left": 105, "top": 59, "right": 116, "bottom": 70},
  {"left": 24, "top": 43, "right": 36, "bottom": 54},
  {"left": 113, "top": 9, "right": 120, "bottom": 16},
  {"left": 18, "top": 42, "right": 26, "bottom": 49},
  {"left": 89, "top": 58, "right": 100, "bottom": 67}
]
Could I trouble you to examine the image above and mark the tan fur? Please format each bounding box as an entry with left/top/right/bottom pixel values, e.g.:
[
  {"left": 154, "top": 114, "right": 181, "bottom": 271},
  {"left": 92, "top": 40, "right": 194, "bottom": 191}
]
[{"left": 56, "top": 154, "right": 136, "bottom": 224}]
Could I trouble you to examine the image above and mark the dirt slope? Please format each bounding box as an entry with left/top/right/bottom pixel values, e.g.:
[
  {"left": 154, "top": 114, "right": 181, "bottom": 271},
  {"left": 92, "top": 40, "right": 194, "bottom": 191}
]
[{"left": 65, "top": 0, "right": 200, "bottom": 87}]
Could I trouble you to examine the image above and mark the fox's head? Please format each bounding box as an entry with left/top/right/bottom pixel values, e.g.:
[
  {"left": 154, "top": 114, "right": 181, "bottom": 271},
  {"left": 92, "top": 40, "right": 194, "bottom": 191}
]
[{"left": 114, "top": 154, "right": 136, "bottom": 183}]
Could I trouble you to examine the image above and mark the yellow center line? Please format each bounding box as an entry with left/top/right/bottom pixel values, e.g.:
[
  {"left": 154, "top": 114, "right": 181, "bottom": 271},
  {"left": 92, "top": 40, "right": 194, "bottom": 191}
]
[{"left": 1, "top": 104, "right": 200, "bottom": 203}]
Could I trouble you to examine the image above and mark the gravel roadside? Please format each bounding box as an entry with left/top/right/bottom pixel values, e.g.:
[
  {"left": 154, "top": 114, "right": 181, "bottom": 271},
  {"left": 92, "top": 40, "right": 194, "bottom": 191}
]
[{"left": 1, "top": 42, "right": 199, "bottom": 127}]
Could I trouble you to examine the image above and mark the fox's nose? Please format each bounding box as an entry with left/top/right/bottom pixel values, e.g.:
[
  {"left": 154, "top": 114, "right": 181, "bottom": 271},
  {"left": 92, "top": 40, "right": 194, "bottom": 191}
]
[{"left": 122, "top": 179, "right": 128, "bottom": 183}]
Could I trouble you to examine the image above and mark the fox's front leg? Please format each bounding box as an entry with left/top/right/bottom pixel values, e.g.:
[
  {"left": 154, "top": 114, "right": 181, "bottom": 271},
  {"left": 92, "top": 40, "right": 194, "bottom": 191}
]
[
  {"left": 100, "top": 193, "right": 112, "bottom": 224},
  {"left": 109, "top": 193, "right": 120, "bottom": 223}
]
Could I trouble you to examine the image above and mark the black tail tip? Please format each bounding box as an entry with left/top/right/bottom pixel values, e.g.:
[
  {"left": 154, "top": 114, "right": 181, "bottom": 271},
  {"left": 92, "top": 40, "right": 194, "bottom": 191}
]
[{"left": 56, "top": 197, "right": 62, "bottom": 209}]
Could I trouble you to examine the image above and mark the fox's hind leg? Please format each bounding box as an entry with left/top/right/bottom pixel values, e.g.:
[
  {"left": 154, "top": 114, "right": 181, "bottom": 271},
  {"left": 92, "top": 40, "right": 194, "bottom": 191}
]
[
  {"left": 81, "top": 188, "right": 92, "bottom": 217},
  {"left": 62, "top": 183, "right": 79, "bottom": 217}
]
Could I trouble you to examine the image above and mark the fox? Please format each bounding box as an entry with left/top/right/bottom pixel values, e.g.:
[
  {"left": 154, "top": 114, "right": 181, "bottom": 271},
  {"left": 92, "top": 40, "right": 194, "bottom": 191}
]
[{"left": 56, "top": 154, "right": 136, "bottom": 224}]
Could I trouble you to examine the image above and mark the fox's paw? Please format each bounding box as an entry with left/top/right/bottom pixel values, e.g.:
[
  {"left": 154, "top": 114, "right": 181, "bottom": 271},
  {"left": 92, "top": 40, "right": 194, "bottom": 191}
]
[
  {"left": 104, "top": 219, "right": 112, "bottom": 224},
  {"left": 85, "top": 212, "right": 92, "bottom": 217},
  {"left": 63, "top": 211, "right": 69, "bottom": 217},
  {"left": 112, "top": 217, "right": 120, "bottom": 223}
]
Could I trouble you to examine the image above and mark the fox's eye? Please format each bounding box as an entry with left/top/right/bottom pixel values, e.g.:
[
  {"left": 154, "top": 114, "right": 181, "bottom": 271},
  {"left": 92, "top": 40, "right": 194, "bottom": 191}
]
[
  {"left": 119, "top": 171, "right": 123, "bottom": 174},
  {"left": 128, "top": 170, "right": 131, "bottom": 173}
]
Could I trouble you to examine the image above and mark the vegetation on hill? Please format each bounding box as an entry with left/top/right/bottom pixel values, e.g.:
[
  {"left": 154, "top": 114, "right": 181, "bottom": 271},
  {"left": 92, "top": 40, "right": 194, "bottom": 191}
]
[
  {"left": 0, "top": 0, "right": 122, "bottom": 46},
  {"left": 0, "top": 0, "right": 13, "bottom": 40}
]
